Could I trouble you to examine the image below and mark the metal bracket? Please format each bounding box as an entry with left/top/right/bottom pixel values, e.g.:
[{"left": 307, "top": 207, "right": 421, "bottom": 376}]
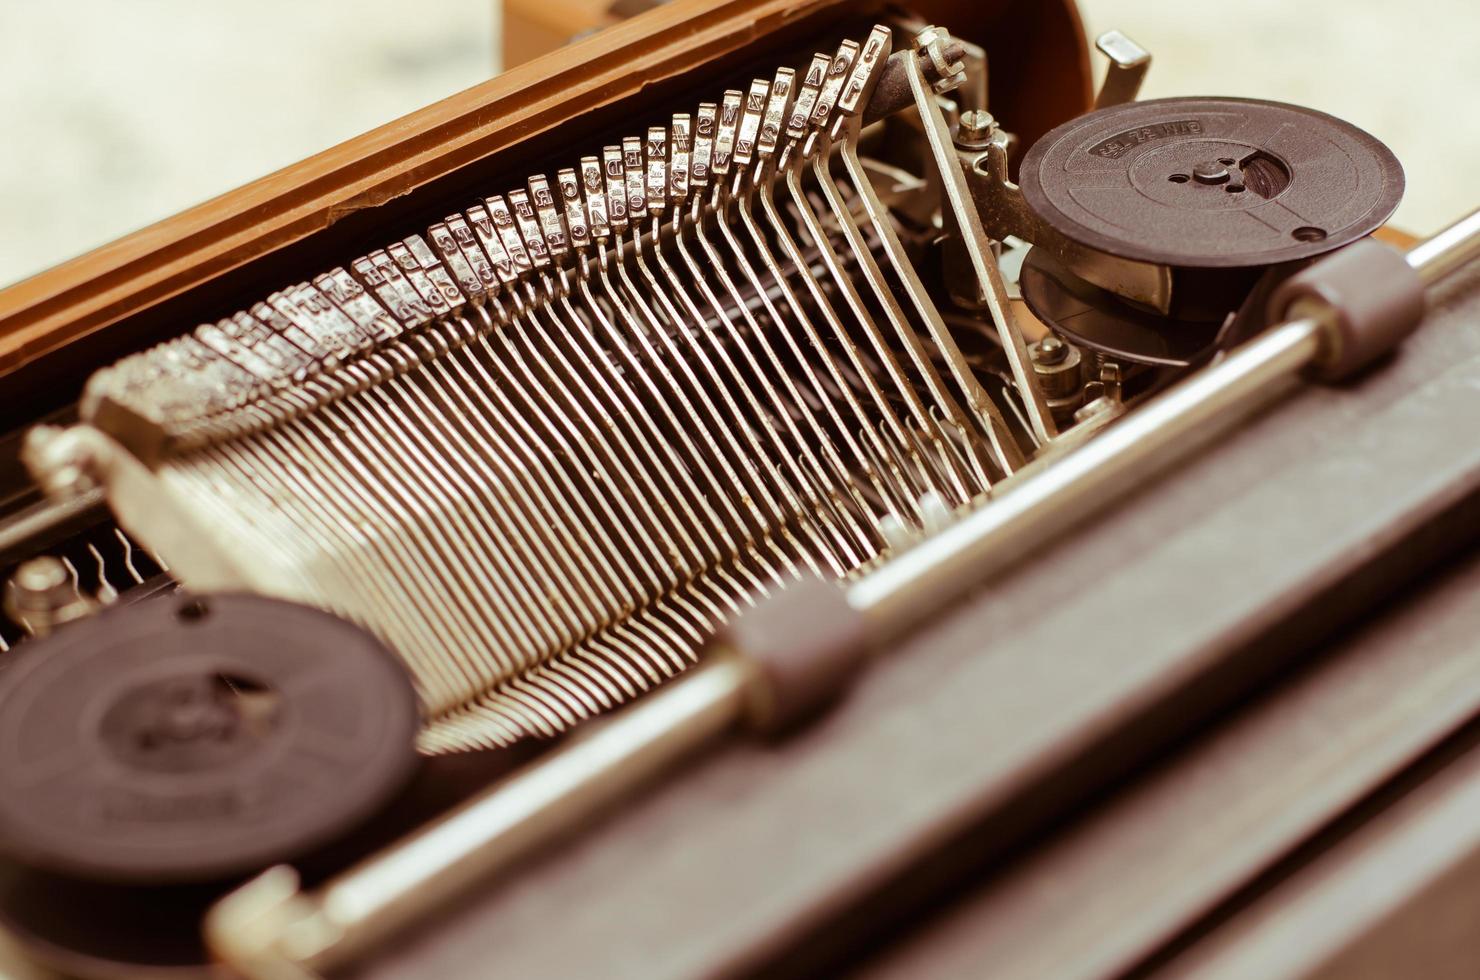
[{"left": 1094, "top": 30, "right": 1151, "bottom": 109}]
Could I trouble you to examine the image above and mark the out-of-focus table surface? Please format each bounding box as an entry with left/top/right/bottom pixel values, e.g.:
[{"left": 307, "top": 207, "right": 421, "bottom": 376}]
[{"left": 0, "top": 1, "right": 1475, "bottom": 290}]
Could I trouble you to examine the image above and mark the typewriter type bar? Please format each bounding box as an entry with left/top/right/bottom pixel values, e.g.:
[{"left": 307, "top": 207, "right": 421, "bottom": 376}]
[{"left": 30, "top": 24, "right": 1068, "bottom": 761}]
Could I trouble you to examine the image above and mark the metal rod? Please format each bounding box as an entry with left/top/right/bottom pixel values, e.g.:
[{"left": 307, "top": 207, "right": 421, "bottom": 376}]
[
  {"left": 326, "top": 656, "right": 748, "bottom": 949},
  {"left": 0, "top": 487, "right": 105, "bottom": 561},
  {"left": 1405, "top": 206, "right": 1480, "bottom": 286},
  {"left": 861, "top": 38, "right": 966, "bottom": 126},
  {"left": 208, "top": 655, "right": 752, "bottom": 974},
  {"left": 903, "top": 46, "right": 1057, "bottom": 444}
]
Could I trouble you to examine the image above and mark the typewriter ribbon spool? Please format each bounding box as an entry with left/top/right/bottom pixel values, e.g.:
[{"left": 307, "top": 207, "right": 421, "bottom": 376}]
[
  {"left": 0, "top": 594, "right": 419, "bottom": 885},
  {"left": 1005, "top": 96, "right": 1404, "bottom": 367}
]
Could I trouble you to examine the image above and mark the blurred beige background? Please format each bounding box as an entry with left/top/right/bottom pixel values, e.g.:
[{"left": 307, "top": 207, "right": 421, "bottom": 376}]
[{"left": 0, "top": 0, "right": 1474, "bottom": 289}]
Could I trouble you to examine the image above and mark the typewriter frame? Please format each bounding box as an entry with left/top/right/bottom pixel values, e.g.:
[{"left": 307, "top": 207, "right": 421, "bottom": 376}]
[{"left": 8, "top": 2, "right": 1480, "bottom": 977}]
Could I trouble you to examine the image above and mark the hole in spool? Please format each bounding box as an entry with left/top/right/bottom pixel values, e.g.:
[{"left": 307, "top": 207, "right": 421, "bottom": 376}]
[
  {"left": 177, "top": 599, "right": 210, "bottom": 622},
  {"left": 1237, "top": 150, "right": 1291, "bottom": 198},
  {"left": 100, "top": 668, "right": 283, "bottom": 772},
  {"left": 1167, "top": 173, "right": 1190, "bottom": 183},
  {"left": 1292, "top": 226, "right": 1327, "bottom": 242}
]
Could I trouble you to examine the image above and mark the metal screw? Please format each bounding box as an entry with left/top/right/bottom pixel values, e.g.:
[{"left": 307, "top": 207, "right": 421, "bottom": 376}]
[
  {"left": 12, "top": 557, "right": 68, "bottom": 594},
  {"left": 4, "top": 556, "right": 95, "bottom": 638},
  {"left": 1031, "top": 336, "right": 1086, "bottom": 422},
  {"left": 912, "top": 25, "right": 966, "bottom": 95},
  {"left": 957, "top": 109, "right": 995, "bottom": 145},
  {"left": 1032, "top": 335, "right": 1069, "bottom": 365},
  {"left": 1192, "top": 161, "right": 1230, "bottom": 185}
]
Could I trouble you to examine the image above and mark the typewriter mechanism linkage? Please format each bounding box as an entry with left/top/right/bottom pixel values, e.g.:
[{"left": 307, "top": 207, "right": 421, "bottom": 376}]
[
  {"left": 1, "top": 7, "right": 1477, "bottom": 978},
  {"left": 25, "top": 25, "right": 1055, "bottom": 757}
]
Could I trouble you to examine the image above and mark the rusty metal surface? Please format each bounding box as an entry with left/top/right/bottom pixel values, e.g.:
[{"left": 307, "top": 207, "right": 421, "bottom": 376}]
[{"left": 345, "top": 269, "right": 1480, "bottom": 978}]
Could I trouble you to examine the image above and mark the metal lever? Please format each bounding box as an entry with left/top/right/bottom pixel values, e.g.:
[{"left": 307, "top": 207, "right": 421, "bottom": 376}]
[
  {"left": 903, "top": 31, "right": 1058, "bottom": 445},
  {"left": 1094, "top": 30, "right": 1151, "bottom": 108},
  {"left": 207, "top": 207, "right": 1480, "bottom": 980}
]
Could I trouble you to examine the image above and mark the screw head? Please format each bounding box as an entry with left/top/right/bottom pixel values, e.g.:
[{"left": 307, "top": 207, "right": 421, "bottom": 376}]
[
  {"left": 5, "top": 557, "right": 86, "bottom": 637},
  {"left": 1192, "top": 161, "right": 1230, "bottom": 185},
  {"left": 913, "top": 25, "right": 966, "bottom": 94},
  {"left": 1032, "top": 335, "right": 1069, "bottom": 365},
  {"left": 957, "top": 109, "right": 995, "bottom": 144},
  {"left": 12, "top": 557, "right": 69, "bottom": 594}
]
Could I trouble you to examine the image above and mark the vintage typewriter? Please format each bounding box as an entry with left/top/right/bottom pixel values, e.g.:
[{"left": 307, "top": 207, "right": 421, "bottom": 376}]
[{"left": 1, "top": 0, "right": 1478, "bottom": 976}]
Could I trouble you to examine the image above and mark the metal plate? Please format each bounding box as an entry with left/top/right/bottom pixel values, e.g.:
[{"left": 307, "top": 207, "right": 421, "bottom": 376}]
[
  {"left": 1020, "top": 97, "right": 1403, "bottom": 268},
  {"left": 0, "top": 594, "right": 419, "bottom": 885},
  {"left": 1019, "top": 246, "right": 1222, "bottom": 367}
]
